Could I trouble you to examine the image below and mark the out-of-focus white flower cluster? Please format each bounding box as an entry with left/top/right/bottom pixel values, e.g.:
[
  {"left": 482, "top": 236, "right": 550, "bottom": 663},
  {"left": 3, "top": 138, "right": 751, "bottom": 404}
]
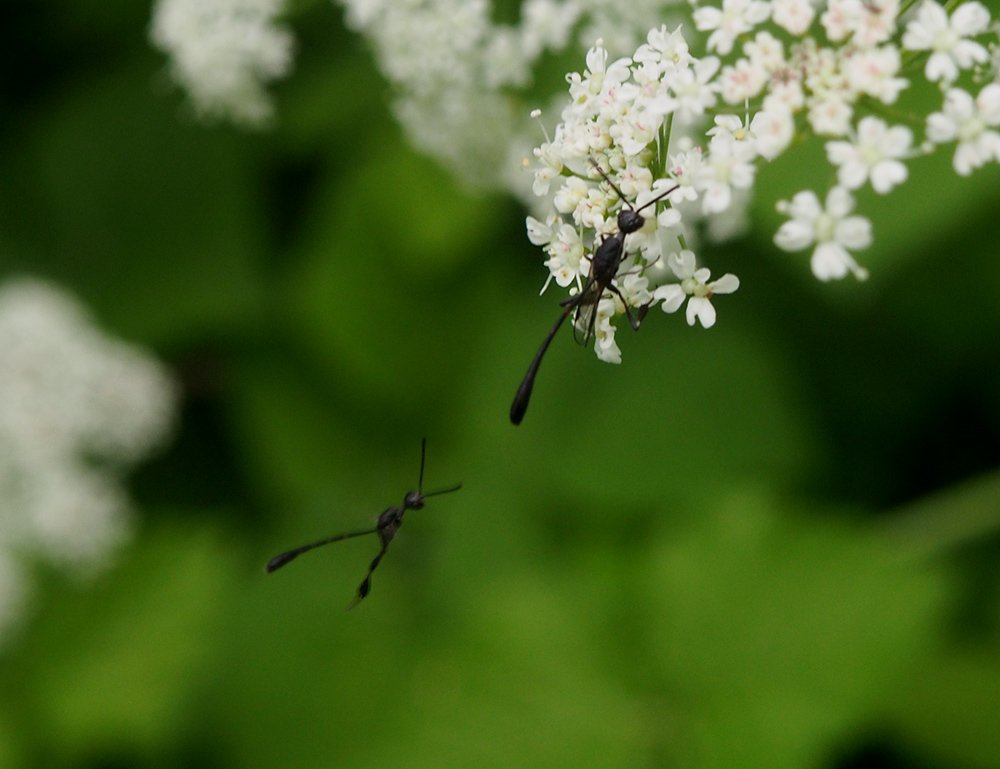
[
  {"left": 150, "top": 0, "right": 294, "bottom": 126},
  {"left": 147, "top": 0, "right": 692, "bottom": 176},
  {"left": 0, "top": 278, "right": 177, "bottom": 647},
  {"left": 335, "top": 0, "right": 683, "bottom": 182},
  {"left": 523, "top": 0, "right": 1000, "bottom": 363}
]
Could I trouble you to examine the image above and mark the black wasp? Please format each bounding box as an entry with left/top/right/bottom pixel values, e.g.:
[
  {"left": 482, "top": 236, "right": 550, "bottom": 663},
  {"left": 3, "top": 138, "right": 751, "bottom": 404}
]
[
  {"left": 510, "top": 162, "right": 678, "bottom": 425},
  {"left": 266, "top": 439, "right": 462, "bottom": 608}
]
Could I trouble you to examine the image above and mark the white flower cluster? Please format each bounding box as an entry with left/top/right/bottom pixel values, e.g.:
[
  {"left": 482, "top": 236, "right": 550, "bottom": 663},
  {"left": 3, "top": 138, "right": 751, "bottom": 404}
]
[
  {"left": 0, "top": 279, "right": 177, "bottom": 647},
  {"left": 525, "top": 1, "right": 1000, "bottom": 362},
  {"left": 150, "top": 0, "right": 294, "bottom": 126},
  {"left": 329, "top": 0, "right": 693, "bottom": 182}
]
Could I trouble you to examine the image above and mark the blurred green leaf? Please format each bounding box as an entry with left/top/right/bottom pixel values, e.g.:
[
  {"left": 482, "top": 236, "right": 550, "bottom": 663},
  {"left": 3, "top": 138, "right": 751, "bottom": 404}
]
[
  {"left": 0, "top": 706, "right": 24, "bottom": 769},
  {"left": 886, "top": 646, "right": 1000, "bottom": 769},
  {"left": 466, "top": 303, "right": 825, "bottom": 499},
  {"left": 638, "top": 491, "right": 951, "bottom": 769},
  {"left": 2, "top": 63, "right": 267, "bottom": 344},
  {"left": 18, "top": 519, "right": 239, "bottom": 762},
  {"left": 283, "top": 141, "right": 503, "bottom": 409}
]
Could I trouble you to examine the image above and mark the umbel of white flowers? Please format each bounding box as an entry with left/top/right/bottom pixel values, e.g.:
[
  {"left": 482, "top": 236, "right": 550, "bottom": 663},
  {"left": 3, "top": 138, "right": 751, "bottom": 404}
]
[
  {"left": 523, "top": 0, "right": 999, "bottom": 363},
  {"left": 147, "top": 0, "right": 1000, "bottom": 362},
  {"left": 0, "top": 278, "right": 177, "bottom": 647}
]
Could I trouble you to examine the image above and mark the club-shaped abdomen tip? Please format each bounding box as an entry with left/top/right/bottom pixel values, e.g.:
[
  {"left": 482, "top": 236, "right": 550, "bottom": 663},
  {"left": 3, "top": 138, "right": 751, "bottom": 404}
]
[
  {"left": 510, "top": 383, "right": 531, "bottom": 425},
  {"left": 265, "top": 551, "right": 297, "bottom": 573}
]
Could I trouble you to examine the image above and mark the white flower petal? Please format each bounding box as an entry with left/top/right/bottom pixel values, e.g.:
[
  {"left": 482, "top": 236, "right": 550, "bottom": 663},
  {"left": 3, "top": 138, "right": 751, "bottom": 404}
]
[
  {"left": 668, "top": 249, "right": 697, "bottom": 278},
  {"left": 710, "top": 273, "right": 740, "bottom": 294},
  {"left": 810, "top": 242, "right": 851, "bottom": 281},
  {"left": 951, "top": 40, "right": 989, "bottom": 69},
  {"left": 952, "top": 142, "right": 979, "bottom": 174},
  {"left": 870, "top": 159, "right": 907, "bottom": 194},
  {"left": 926, "top": 111, "right": 957, "bottom": 144},
  {"left": 837, "top": 160, "right": 869, "bottom": 190},
  {"left": 926, "top": 52, "right": 958, "bottom": 83},
  {"left": 826, "top": 140, "right": 854, "bottom": 165},
  {"left": 701, "top": 183, "right": 733, "bottom": 214},
  {"left": 785, "top": 190, "right": 822, "bottom": 221},
  {"left": 686, "top": 296, "right": 716, "bottom": 328},
  {"left": 525, "top": 216, "right": 552, "bottom": 245},
  {"left": 654, "top": 284, "right": 686, "bottom": 313},
  {"left": 836, "top": 215, "right": 873, "bottom": 250},
  {"left": 978, "top": 84, "right": 1000, "bottom": 124},
  {"left": 951, "top": 2, "right": 990, "bottom": 35},
  {"left": 774, "top": 219, "right": 815, "bottom": 251},
  {"left": 825, "top": 186, "right": 855, "bottom": 218}
]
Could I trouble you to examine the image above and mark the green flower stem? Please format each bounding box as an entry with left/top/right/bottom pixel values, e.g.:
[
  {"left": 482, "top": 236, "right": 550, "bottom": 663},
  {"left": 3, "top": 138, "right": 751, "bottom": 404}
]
[{"left": 658, "top": 112, "right": 675, "bottom": 175}]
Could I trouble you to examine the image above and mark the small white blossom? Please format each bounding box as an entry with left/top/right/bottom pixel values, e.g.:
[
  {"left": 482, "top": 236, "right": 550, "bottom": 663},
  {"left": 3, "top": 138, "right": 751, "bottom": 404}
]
[
  {"left": 613, "top": 165, "right": 655, "bottom": 200},
  {"left": 774, "top": 187, "right": 871, "bottom": 280},
  {"left": 694, "top": 0, "right": 772, "bottom": 56},
  {"left": 525, "top": 214, "right": 555, "bottom": 246},
  {"left": 709, "top": 110, "right": 793, "bottom": 160},
  {"left": 720, "top": 58, "right": 770, "bottom": 103},
  {"left": 707, "top": 113, "right": 755, "bottom": 143},
  {"left": 567, "top": 42, "right": 633, "bottom": 115},
  {"left": 610, "top": 106, "right": 662, "bottom": 156},
  {"left": 553, "top": 176, "right": 591, "bottom": 216},
  {"left": 665, "top": 148, "right": 705, "bottom": 204},
  {"left": 926, "top": 84, "right": 1000, "bottom": 174},
  {"left": 750, "top": 107, "right": 795, "bottom": 159},
  {"left": 531, "top": 140, "right": 564, "bottom": 196},
  {"left": 763, "top": 71, "right": 806, "bottom": 114},
  {"left": 902, "top": 0, "right": 991, "bottom": 83},
  {"left": 852, "top": 0, "right": 900, "bottom": 48},
  {"left": 635, "top": 24, "right": 693, "bottom": 71},
  {"left": 819, "top": 0, "right": 897, "bottom": 46},
  {"left": 630, "top": 60, "right": 679, "bottom": 117},
  {"left": 842, "top": 46, "right": 907, "bottom": 104},
  {"left": 697, "top": 134, "right": 758, "bottom": 214},
  {"left": 771, "top": 0, "right": 815, "bottom": 36},
  {"left": 826, "top": 117, "right": 912, "bottom": 193},
  {"left": 653, "top": 250, "right": 740, "bottom": 328},
  {"left": 745, "top": 31, "right": 786, "bottom": 73},
  {"left": 543, "top": 225, "right": 587, "bottom": 289},
  {"left": 808, "top": 94, "right": 854, "bottom": 136},
  {"left": 821, "top": 0, "right": 863, "bottom": 42},
  {"left": 669, "top": 57, "right": 722, "bottom": 120},
  {"left": 619, "top": 272, "right": 654, "bottom": 309},
  {"left": 591, "top": 297, "right": 623, "bottom": 364}
]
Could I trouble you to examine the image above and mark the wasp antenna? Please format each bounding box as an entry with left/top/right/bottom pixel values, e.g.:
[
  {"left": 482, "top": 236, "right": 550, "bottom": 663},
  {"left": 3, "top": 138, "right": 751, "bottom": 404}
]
[
  {"left": 422, "top": 482, "right": 463, "bottom": 499},
  {"left": 634, "top": 183, "right": 680, "bottom": 215},
  {"left": 589, "top": 158, "right": 632, "bottom": 210},
  {"left": 417, "top": 437, "right": 427, "bottom": 494}
]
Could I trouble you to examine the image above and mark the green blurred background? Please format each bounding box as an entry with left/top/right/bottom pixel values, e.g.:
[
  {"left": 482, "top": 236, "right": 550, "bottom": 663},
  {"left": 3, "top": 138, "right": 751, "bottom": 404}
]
[{"left": 2, "top": 1, "right": 1000, "bottom": 768}]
